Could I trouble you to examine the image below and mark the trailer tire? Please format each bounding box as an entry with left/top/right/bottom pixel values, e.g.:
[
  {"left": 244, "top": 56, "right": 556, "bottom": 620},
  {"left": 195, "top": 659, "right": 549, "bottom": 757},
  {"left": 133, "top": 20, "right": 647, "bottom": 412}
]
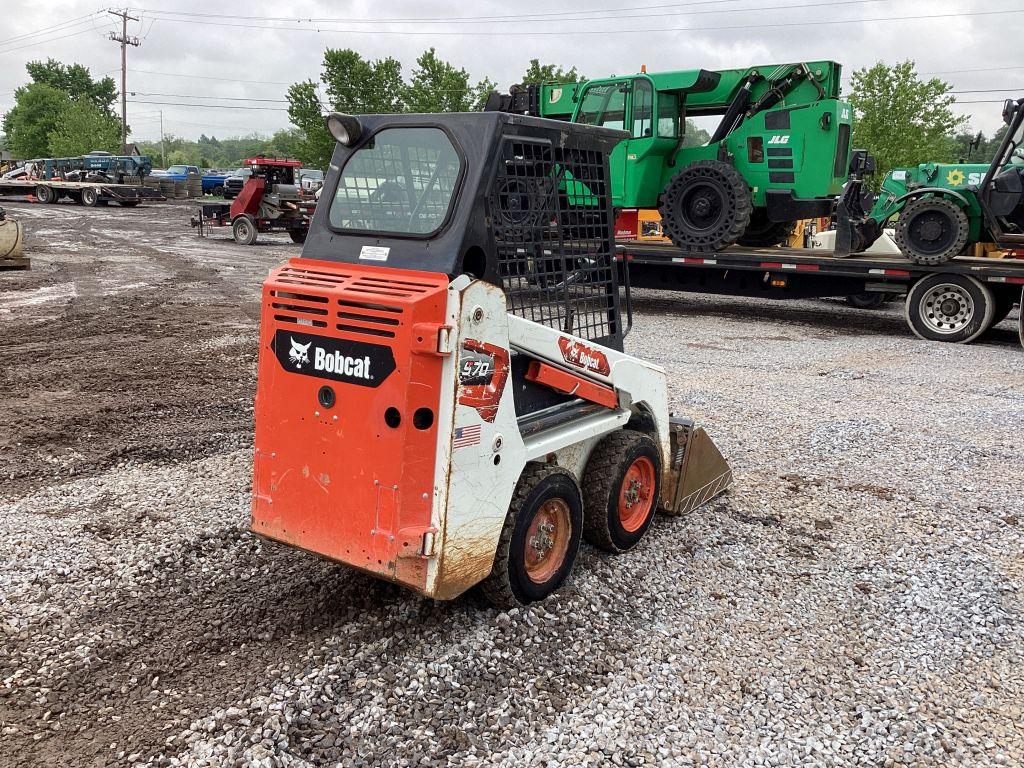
[
  {"left": 1019, "top": 287, "right": 1024, "bottom": 349},
  {"left": 659, "top": 160, "right": 752, "bottom": 253},
  {"left": 846, "top": 292, "right": 887, "bottom": 310},
  {"left": 737, "top": 211, "right": 793, "bottom": 248},
  {"left": 480, "top": 464, "right": 583, "bottom": 609},
  {"left": 81, "top": 188, "right": 99, "bottom": 207},
  {"left": 582, "top": 430, "right": 662, "bottom": 553},
  {"left": 894, "top": 197, "right": 969, "bottom": 265},
  {"left": 232, "top": 215, "right": 258, "bottom": 245},
  {"left": 34, "top": 185, "right": 53, "bottom": 204},
  {"left": 904, "top": 274, "right": 995, "bottom": 343},
  {"left": 289, "top": 230, "right": 307, "bottom": 244}
]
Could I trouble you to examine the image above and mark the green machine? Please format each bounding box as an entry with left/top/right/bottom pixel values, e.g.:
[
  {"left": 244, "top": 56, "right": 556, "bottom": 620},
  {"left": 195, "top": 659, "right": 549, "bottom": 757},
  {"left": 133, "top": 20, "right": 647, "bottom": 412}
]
[
  {"left": 839, "top": 97, "right": 1024, "bottom": 264},
  {"left": 487, "top": 61, "right": 856, "bottom": 252}
]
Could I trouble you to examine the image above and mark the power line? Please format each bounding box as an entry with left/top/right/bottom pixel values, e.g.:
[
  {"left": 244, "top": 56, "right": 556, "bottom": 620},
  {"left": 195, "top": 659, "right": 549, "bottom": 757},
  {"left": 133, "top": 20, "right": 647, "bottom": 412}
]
[
  {"left": 130, "top": 91, "right": 289, "bottom": 103},
  {"left": 119, "top": 8, "right": 1024, "bottom": 36},
  {"left": 127, "top": 100, "right": 289, "bottom": 111},
  {"left": 0, "top": 24, "right": 104, "bottom": 54},
  {"left": 0, "top": 11, "right": 104, "bottom": 46},
  {"left": 131, "top": 69, "right": 293, "bottom": 86},
  {"left": 135, "top": 0, "right": 891, "bottom": 27},
  {"left": 924, "top": 66, "right": 1024, "bottom": 75}
]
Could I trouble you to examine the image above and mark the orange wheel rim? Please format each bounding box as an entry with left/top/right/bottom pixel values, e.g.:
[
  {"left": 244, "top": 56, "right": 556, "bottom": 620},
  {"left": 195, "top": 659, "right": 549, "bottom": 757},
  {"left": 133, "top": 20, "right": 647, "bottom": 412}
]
[
  {"left": 524, "top": 498, "right": 571, "bottom": 583},
  {"left": 618, "top": 456, "right": 656, "bottom": 532}
]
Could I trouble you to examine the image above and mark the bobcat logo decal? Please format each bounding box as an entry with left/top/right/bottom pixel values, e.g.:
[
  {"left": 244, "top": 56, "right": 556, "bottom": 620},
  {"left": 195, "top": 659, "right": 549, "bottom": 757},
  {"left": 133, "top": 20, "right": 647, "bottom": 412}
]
[{"left": 288, "top": 338, "right": 311, "bottom": 368}]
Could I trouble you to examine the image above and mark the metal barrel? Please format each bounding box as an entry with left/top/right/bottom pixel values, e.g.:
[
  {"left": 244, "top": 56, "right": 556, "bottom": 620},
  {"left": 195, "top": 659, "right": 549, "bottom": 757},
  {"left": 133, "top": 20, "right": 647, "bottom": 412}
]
[{"left": 0, "top": 217, "right": 25, "bottom": 260}]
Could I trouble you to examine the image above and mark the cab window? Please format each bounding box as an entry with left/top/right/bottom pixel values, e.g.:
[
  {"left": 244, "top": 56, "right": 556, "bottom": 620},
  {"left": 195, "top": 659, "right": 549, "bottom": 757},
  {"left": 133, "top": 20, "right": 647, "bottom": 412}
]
[
  {"left": 632, "top": 80, "right": 653, "bottom": 138},
  {"left": 658, "top": 93, "right": 680, "bottom": 139},
  {"left": 577, "top": 82, "right": 627, "bottom": 131},
  {"left": 329, "top": 127, "right": 461, "bottom": 236}
]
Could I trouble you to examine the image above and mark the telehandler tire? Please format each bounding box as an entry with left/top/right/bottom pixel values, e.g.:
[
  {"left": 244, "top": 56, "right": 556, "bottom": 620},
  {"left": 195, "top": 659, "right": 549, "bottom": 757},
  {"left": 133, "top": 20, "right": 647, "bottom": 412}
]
[
  {"left": 481, "top": 464, "right": 583, "bottom": 609},
  {"left": 894, "top": 197, "right": 969, "bottom": 265},
  {"left": 582, "top": 430, "right": 662, "bottom": 553},
  {"left": 659, "top": 160, "right": 752, "bottom": 253}
]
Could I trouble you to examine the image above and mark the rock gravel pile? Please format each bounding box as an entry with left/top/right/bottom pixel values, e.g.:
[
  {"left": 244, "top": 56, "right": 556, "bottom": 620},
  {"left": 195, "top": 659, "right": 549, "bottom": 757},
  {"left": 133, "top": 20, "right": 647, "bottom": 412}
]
[{"left": 1, "top": 201, "right": 1022, "bottom": 766}]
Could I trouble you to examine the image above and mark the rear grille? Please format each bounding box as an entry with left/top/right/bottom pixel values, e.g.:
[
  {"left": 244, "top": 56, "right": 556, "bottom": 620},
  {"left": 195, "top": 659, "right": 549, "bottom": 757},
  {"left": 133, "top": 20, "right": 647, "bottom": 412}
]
[
  {"left": 270, "top": 288, "right": 329, "bottom": 328},
  {"left": 266, "top": 267, "right": 424, "bottom": 340}
]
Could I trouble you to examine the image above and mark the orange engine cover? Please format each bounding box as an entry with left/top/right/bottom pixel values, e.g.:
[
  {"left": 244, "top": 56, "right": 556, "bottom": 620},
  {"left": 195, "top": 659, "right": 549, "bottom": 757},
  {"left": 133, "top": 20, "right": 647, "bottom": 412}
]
[{"left": 252, "top": 257, "right": 450, "bottom": 590}]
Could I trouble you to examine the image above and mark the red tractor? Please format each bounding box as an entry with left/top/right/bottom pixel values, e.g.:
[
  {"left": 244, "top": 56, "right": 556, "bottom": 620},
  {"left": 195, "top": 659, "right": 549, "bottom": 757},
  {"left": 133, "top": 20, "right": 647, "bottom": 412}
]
[{"left": 192, "top": 157, "right": 315, "bottom": 245}]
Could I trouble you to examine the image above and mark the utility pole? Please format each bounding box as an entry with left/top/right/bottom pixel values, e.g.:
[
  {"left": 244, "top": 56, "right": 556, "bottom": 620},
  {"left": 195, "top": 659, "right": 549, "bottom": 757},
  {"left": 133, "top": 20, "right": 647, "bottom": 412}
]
[
  {"left": 159, "top": 110, "right": 166, "bottom": 167},
  {"left": 108, "top": 8, "right": 140, "bottom": 154}
]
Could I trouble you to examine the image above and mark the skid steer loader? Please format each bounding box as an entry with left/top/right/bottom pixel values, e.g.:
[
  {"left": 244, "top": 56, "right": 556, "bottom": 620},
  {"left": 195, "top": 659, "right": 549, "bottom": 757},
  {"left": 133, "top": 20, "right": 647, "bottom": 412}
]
[{"left": 251, "top": 111, "right": 732, "bottom": 607}]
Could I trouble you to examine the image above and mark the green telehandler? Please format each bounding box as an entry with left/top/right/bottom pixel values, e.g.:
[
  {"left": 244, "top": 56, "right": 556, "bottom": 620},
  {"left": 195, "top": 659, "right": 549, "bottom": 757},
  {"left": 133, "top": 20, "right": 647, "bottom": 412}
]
[
  {"left": 838, "top": 97, "right": 1024, "bottom": 265},
  {"left": 487, "top": 61, "right": 856, "bottom": 252}
]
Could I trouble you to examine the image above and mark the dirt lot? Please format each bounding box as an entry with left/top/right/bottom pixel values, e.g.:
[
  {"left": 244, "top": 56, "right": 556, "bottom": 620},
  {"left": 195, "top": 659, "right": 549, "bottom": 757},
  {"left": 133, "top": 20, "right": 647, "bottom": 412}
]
[{"left": 1, "top": 199, "right": 1022, "bottom": 768}]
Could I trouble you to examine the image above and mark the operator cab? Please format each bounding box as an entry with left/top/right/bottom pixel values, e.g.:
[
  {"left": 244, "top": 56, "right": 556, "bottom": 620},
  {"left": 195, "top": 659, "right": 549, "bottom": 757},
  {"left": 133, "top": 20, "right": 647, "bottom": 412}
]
[{"left": 983, "top": 98, "right": 1024, "bottom": 231}]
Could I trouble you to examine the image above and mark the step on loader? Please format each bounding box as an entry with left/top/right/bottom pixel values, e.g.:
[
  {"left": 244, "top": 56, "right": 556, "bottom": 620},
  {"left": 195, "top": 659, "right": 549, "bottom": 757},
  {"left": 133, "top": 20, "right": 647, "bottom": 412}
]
[{"left": 251, "top": 111, "right": 732, "bottom": 607}]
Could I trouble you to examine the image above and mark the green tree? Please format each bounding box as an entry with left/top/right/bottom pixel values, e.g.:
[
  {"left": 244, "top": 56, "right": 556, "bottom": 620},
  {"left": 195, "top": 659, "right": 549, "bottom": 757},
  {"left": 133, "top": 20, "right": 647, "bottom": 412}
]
[
  {"left": 405, "top": 48, "right": 492, "bottom": 112},
  {"left": 849, "top": 60, "right": 967, "bottom": 185},
  {"left": 25, "top": 59, "right": 117, "bottom": 115},
  {"left": 286, "top": 80, "right": 333, "bottom": 169},
  {"left": 521, "top": 59, "right": 584, "bottom": 85},
  {"left": 322, "top": 49, "right": 405, "bottom": 113},
  {"left": 47, "top": 99, "right": 121, "bottom": 156},
  {"left": 2, "top": 83, "right": 72, "bottom": 157}
]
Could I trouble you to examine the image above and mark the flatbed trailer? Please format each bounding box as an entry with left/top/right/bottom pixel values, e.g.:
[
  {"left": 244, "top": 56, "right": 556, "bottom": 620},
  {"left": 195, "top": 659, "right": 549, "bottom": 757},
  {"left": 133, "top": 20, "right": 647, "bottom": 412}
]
[
  {"left": 0, "top": 179, "right": 165, "bottom": 207},
  {"left": 617, "top": 239, "right": 1024, "bottom": 348}
]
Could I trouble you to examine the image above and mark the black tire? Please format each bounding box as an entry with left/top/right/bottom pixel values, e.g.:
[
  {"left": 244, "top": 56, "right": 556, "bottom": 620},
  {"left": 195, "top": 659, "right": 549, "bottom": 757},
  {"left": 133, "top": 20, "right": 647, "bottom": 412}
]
[
  {"left": 894, "top": 197, "right": 969, "bottom": 265},
  {"left": 289, "top": 229, "right": 307, "bottom": 244},
  {"left": 1019, "top": 287, "right": 1024, "bottom": 349},
  {"left": 846, "top": 292, "right": 887, "bottom": 310},
  {"left": 582, "top": 430, "right": 663, "bottom": 553},
  {"left": 659, "top": 159, "right": 752, "bottom": 253},
  {"left": 989, "top": 290, "right": 1017, "bottom": 327},
  {"left": 904, "top": 273, "right": 995, "bottom": 343},
  {"left": 480, "top": 465, "right": 583, "bottom": 609},
  {"left": 232, "top": 215, "right": 258, "bottom": 245},
  {"left": 34, "top": 185, "right": 53, "bottom": 204},
  {"left": 212, "top": 185, "right": 224, "bottom": 197},
  {"left": 81, "top": 187, "right": 99, "bottom": 207},
  {"left": 737, "top": 210, "right": 793, "bottom": 248}
]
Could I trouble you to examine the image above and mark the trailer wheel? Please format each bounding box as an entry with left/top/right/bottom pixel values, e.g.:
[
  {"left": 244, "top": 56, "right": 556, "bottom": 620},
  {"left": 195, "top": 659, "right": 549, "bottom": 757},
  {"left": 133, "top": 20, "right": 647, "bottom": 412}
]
[
  {"left": 737, "top": 211, "right": 793, "bottom": 248},
  {"left": 904, "top": 274, "right": 995, "bottom": 343},
  {"left": 894, "top": 197, "right": 969, "bottom": 265},
  {"left": 81, "top": 188, "right": 99, "bottom": 207},
  {"left": 289, "top": 230, "right": 307, "bottom": 244},
  {"left": 659, "top": 160, "right": 752, "bottom": 253},
  {"left": 1019, "top": 287, "right": 1024, "bottom": 349},
  {"left": 34, "top": 185, "right": 53, "bottom": 204},
  {"left": 846, "top": 292, "right": 887, "bottom": 310},
  {"left": 582, "top": 430, "right": 662, "bottom": 553},
  {"left": 232, "top": 215, "right": 258, "bottom": 245},
  {"left": 480, "top": 464, "right": 583, "bottom": 608}
]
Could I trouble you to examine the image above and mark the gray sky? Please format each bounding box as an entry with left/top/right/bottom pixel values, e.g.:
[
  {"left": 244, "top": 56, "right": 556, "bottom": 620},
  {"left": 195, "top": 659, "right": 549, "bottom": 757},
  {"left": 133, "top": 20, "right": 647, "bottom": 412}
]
[{"left": 1, "top": 0, "right": 1021, "bottom": 144}]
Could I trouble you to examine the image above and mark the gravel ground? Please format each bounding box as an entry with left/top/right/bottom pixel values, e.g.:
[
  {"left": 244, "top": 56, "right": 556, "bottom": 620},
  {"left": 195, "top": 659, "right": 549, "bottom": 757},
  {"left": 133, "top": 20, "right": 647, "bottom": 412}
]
[{"left": 1, "top": 199, "right": 1022, "bottom": 768}]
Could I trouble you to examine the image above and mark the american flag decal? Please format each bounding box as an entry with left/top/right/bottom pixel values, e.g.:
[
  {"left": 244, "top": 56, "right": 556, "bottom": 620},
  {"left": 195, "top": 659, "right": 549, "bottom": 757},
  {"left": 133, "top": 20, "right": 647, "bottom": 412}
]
[{"left": 453, "top": 424, "right": 482, "bottom": 449}]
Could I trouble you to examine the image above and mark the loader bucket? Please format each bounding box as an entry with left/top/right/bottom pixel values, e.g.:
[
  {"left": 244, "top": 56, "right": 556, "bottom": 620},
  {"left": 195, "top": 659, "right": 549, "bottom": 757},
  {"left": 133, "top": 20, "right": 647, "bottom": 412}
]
[{"left": 660, "top": 417, "right": 733, "bottom": 515}]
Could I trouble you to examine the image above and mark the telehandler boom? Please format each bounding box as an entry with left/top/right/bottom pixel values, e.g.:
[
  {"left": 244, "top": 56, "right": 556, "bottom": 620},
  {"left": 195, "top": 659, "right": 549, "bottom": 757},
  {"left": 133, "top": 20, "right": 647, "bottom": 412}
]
[{"left": 251, "top": 112, "right": 731, "bottom": 607}]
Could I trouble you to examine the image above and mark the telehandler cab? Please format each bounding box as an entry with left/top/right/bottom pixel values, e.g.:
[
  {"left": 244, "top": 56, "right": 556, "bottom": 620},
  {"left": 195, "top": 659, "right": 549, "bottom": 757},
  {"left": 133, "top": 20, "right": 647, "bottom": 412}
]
[{"left": 251, "top": 111, "right": 732, "bottom": 607}]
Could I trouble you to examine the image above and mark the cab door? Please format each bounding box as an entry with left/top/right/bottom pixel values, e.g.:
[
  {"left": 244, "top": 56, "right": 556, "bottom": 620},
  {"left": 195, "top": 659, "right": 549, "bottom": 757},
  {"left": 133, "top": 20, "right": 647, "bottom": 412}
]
[{"left": 574, "top": 79, "right": 630, "bottom": 203}]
